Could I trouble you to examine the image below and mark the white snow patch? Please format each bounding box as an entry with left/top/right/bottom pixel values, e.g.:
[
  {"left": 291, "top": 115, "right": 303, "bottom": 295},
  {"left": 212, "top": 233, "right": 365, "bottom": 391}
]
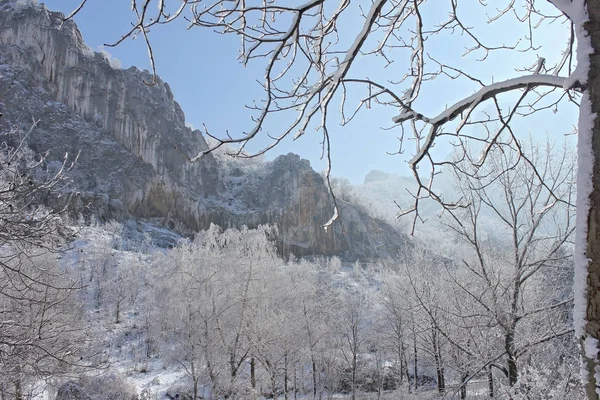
[
  {"left": 574, "top": 92, "right": 594, "bottom": 339},
  {"left": 112, "top": 360, "right": 188, "bottom": 399},
  {"left": 562, "top": 0, "right": 593, "bottom": 89},
  {"left": 12, "top": 0, "right": 39, "bottom": 11},
  {"left": 569, "top": 0, "right": 597, "bottom": 391},
  {"left": 584, "top": 336, "right": 599, "bottom": 360},
  {"left": 582, "top": 336, "right": 600, "bottom": 390},
  {"left": 98, "top": 46, "right": 122, "bottom": 69}
]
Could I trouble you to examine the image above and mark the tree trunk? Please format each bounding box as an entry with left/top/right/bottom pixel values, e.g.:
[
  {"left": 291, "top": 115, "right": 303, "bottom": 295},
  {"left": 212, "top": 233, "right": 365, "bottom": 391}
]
[
  {"left": 190, "top": 360, "right": 199, "bottom": 400},
  {"left": 14, "top": 380, "right": 21, "bottom": 400},
  {"left": 193, "top": 377, "right": 199, "bottom": 400},
  {"left": 581, "top": 2, "right": 600, "bottom": 399},
  {"left": 505, "top": 329, "right": 518, "bottom": 387},
  {"left": 351, "top": 348, "right": 357, "bottom": 400},
  {"left": 432, "top": 328, "right": 445, "bottom": 393},
  {"left": 251, "top": 357, "right": 256, "bottom": 390},
  {"left": 294, "top": 362, "right": 298, "bottom": 400},
  {"left": 312, "top": 358, "right": 318, "bottom": 399},
  {"left": 402, "top": 350, "right": 410, "bottom": 393},
  {"left": 487, "top": 366, "right": 494, "bottom": 398},
  {"left": 271, "top": 369, "right": 277, "bottom": 399},
  {"left": 145, "top": 311, "right": 153, "bottom": 358},
  {"left": 284, "top": 353, "right": 289, "bottom": 400},
  {"left": 206, "top": 358, "right": 218, "bottom": 400},
  {"left": 376, "top": 350, "right": 383, "bottom": 400},
  {"left": 460, "top": 372, "right": 468, "bottom": 400},
  {"left": 115, "top": 299, "right": 121, "bottom": 324},
  {"left": 396, "top": 328, "right": 406, "bottom": 389},
  {"left": 399, "top": 353, "right": 404, "bottom": 387},
  {"left": 413, "top": 332, "right": 418, "bottom": 392}
]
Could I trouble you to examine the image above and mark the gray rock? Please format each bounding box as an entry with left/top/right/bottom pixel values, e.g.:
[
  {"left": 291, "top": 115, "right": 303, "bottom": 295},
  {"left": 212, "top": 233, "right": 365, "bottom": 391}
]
[
  {"left": 0, "top": 0, "right": 410, "bottom": 260},
  {"left": 0, "top": 0, "right": 218, "bottom": 230}
]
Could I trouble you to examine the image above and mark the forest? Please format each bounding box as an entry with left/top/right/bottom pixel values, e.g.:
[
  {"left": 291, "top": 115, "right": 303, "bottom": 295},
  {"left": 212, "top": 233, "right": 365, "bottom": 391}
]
[
  {"left": 0, "top": 0, "right": 597, "bottom": 398},
  {"left": 0, "top": 132, "right": 581, "bottom": 399}
]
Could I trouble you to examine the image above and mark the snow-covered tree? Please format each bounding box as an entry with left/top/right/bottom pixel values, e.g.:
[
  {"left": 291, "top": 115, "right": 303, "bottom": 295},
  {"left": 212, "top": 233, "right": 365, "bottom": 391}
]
[
  {"left": 378, "top": 273, "right": 412, "bottom": 393},
  {"left": 291, "top": 260, "right": 337, "bottom": 399},
  {"left": 155, "top": 225, "right": 280, "bottom": 399},
  {"left": 0, "top": 127, "right": 86, "bottom": 398},
  {"left": 442, "top": 140, "right": 575, "bottom": 388},
  {"left": 334, "top": 288, "right": 369, "bottom": 400}
]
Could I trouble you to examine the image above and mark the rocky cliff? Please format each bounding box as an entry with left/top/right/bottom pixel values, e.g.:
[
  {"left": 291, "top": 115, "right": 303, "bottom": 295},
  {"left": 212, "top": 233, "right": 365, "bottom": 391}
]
[
  {"left": 202, "top": 153, "right": 408, "bottom": 259},
  {"left": 0, "top": 0, "right": 409, "bottom": 260},
  {"left": 0, "top": 0, "right": 221, "bottom": 231}
]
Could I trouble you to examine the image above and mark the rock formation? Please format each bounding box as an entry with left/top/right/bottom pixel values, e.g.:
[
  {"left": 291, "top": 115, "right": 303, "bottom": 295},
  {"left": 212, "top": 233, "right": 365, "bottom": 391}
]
[{"left": 0, "top": 0, "right": 409, "bottom": 260}]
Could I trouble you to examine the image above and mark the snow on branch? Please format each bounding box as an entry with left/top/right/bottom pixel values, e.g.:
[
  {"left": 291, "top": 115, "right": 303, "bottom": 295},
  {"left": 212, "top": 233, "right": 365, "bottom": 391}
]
[
  {"left": 548, "top": 0, "right": 580, "bottom": 20},
  {"left": 393, "top": 74, "right": 568, "bottom": 125}
]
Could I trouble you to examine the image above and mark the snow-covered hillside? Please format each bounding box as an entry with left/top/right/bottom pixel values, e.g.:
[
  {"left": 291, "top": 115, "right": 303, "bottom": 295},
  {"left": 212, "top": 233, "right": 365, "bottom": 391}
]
[{"left": 20, "top": 220, "right": 579, "bottom": 400}]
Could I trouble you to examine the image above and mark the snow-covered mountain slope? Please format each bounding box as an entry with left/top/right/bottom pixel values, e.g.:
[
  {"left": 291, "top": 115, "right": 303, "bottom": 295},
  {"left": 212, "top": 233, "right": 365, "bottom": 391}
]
[{"left": 348, "top": 168, "right": 551, "bottom": 253}]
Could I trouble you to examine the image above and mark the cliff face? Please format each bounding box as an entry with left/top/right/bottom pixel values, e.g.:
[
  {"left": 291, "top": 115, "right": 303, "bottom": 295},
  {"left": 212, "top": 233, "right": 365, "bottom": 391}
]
[
  {"left": 0, "top": 0, "right": 219, "bottom": 230},
  {"left": 252, "top": 154, "right": 407, "bottom": 259},
  {"left": 0, "top": 2, "right": 218, "bottom": 194},
  {"left": 0, "top": 0, "right": 409, "bottom": 260},
  {"left": 201, "top": 153, "right": 407, "bottom": 260}
]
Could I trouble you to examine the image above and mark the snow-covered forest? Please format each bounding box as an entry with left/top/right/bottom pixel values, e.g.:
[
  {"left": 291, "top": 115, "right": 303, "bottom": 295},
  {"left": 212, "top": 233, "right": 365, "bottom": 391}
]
[
  {"left": 1, "top": 0, "right": 598, "bottom": 399},
  {"left": 0, "top": 133, "right": 582, "bottom": 399}
]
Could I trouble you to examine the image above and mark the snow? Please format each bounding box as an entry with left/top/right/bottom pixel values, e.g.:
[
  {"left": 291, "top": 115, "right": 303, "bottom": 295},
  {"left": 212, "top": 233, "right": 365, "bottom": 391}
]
[
  {"left": 11, "top": 0, "right": 39, "bottom": 11},
  {"left": 339, "top": 0, "right": 386, "bottom": 67},
  {"left": 98, "top": 47, "right": 122, "bottom": 69},
  {"left": 560, "top": 0, "right": 593, "bottom": 89},
  {"left": 566, "top": 0, "right": 597, "bottom": 391},
  {"left": 585, "top": 336, "right": 600, "bottom": 361},
  {"left": 574, "top": 92, "right": 593, "bottom": 343},
  {"left": 393, "top": 74, "right": 566, "bottom": 125},
  {"left": 323, "top": 205, "right": 339, "bottom": 231},
  {"left": 582, "top": 336, "right": 600, "bottom": 392},
  {"left": 38, "top": 222, "right": 190, "bottom": 399},
  {"left": 113, "top": 360, "right": 187, "bottom": 399}
]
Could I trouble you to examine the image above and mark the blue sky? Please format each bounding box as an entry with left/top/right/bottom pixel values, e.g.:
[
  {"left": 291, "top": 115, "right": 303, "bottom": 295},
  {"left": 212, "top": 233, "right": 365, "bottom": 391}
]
[{"left": 41, "top": 0, "right": 578, "bottom": 183}]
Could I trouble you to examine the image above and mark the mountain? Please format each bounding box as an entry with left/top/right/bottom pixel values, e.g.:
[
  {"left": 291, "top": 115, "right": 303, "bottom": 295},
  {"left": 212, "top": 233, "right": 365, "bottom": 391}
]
[
  {"left": 0, "top": 0, "right": 220, "bottom": 231},
  {"left": 0, "top": 0, "right": 410, "bottom": 260},
  {"left": 351, "top": 168, "right": 529, "bottom": 252},
  {"left": 354, "top": 169, "right": 450, "bottom": 222}
]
